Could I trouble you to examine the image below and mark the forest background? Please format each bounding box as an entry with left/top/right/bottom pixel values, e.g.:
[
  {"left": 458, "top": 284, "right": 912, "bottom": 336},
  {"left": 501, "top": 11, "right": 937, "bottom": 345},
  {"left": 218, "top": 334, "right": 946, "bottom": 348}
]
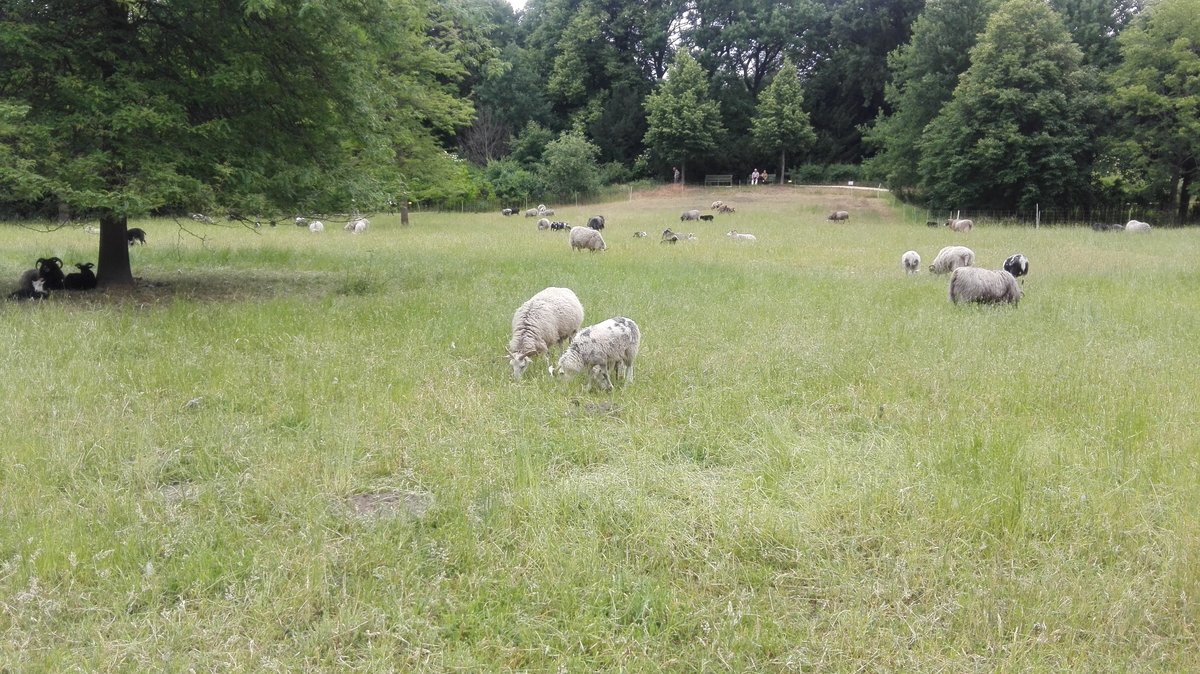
[{"left": 4, "top": 0, "right": 1199, "bottom": 231}]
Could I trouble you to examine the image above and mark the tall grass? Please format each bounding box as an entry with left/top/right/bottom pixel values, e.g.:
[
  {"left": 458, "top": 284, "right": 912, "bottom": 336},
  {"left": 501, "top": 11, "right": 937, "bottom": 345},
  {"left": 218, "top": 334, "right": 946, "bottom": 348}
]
[{"left": 1, "top": 189, "right": 1197, "bottom": 671}]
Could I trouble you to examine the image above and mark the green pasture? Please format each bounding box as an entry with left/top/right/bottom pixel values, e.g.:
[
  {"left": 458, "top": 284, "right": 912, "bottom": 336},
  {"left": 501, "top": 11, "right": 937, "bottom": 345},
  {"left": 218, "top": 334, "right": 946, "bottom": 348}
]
[{"left": 2, "top": 187, "right": 1197, "bottom": 671}]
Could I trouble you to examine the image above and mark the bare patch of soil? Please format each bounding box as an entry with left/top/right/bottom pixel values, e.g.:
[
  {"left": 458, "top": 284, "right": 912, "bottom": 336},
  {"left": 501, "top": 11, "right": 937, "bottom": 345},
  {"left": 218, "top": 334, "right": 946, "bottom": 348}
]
[{"left": 345, "top": 490, "right": 435, "bottom": 519}]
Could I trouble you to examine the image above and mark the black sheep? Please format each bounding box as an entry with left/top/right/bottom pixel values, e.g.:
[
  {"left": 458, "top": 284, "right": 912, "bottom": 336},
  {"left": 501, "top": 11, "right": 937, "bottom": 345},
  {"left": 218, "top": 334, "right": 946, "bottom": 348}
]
[
  {"left": 36, "top": 257, "right": 66, "bottom": 290},
  {"left": 63, "top": 262, "right": 98, "bottom": 290}
]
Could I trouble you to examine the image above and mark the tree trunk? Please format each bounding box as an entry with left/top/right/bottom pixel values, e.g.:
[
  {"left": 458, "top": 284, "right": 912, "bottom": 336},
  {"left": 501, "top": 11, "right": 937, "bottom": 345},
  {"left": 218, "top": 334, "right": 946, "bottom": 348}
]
[
  {"left": 1179, "top": 157, "right": 1196, "bottom": 223},
  {"left": 97, "top": 211, "right": 135, "bottom": 288},
  {"left": 778, "top": 150, "right": 787, "bottom": 185},
  {"left": 400, "top": 204, "right": 410, "bottom": 226}
]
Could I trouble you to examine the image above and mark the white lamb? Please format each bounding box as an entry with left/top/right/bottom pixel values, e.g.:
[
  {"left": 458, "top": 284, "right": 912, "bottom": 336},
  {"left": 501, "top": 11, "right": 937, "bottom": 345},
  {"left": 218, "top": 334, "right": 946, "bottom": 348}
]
[
  {"left": 556, "top": 317, "right": 640, "bottom": 391},
  {"left": 901, "top": 250, "right": 920, "bottom": 274},
  {"left": 569, "top": 226, "right": 607, "bottom": 252},
  {"left": 726, "top": 230, "right": 757, "bottom": 242},
  {"left": 1125, "top": 219, "right": 1151, "bottom": 232},
  {"left": 507, "top": 287, "right": 585, "bottom": 380},
  {"left": 949, "top": 267, "right": 1021, "bottom": 305},
  {"left": 309, "top": 220, "right": 325, "bottom": 233},
  {"left": 928, "top": 245, "right": 975, "bottom": 274}
]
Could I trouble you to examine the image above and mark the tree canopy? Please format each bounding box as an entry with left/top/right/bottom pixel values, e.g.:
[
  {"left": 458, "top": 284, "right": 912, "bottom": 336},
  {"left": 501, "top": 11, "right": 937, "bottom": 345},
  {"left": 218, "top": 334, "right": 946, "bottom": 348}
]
[
  {"left": 0, "top": 0, "right": 471, "bottom": 285},
  {"left": 10, "top": 0, "right": 1200, "bottom": 227},
  {"left": 751, "top": 58, "right": 817, "bottom": 183},
  {"left": 642, "top": 51, "right": 725, "bottom": 183}
]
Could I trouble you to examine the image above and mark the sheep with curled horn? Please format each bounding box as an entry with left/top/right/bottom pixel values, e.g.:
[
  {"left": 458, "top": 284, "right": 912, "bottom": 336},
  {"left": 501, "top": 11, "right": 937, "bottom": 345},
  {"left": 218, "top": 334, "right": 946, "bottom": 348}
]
[
  {"left": 63, "top": 262, "right": 97, "bottom": 290},
  {"left": 36, "top": 257, "right": 66, "bottom": 290}
]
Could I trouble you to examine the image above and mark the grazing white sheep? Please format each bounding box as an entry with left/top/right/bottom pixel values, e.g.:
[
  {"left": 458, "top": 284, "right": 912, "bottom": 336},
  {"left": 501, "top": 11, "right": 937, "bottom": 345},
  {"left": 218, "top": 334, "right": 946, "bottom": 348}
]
[
  {"left": 828, "top": 210, "right": 850, "bottom": 221},
  {"left": 569, "top": 226, "right": 607, "bottom": 252},
  {"left": 502, "top": 208, "right": 514, "bottom": 216},
  {"left": 680, "top": 209, "right": 701, "bottom": 221},
  {"left": 1002, "top": 253, "right": 1029, "bottom": 278},
  {"left": 945, "top": 218, "right": 973, "bottom": 233},
  {"left": 901, "top": 250, "right": 921, "bottom": 274},
  {"left": 345, "top": 217, "right": 368, "bottom": 233},
  {"left": 928, "top": 245, "right": 975, "bottom": 274},
  {"left": 949, "top": 267, "right": 1021, "bottom": 305},
  {"left": 537, "top": 218, "right": 551, "bottom": 230},
  {"left": 1125, "top": 219, "right": 1151, "bottom": 232},
  {"left": 555, "top": 316, "right": 640, "bottom": 391},
  {"left": 507, "top": 287, "right": 585, "bottom": 380},
  {"left": 726, "top": 230, "right": 757, "bottom": 242},
  {"left": 309, "top": 220, "right": 324, "bottom": 233},
  {"left": 711, "top": 200, "right": 724, "bottom": 210},
  {"left": 524, "top": 208, "right": 538, "bottom": 217}
]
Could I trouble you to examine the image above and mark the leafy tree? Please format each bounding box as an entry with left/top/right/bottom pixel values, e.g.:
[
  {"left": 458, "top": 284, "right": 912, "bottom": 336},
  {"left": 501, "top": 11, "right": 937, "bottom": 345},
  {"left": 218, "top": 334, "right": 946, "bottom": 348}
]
[
  {"left": 643, "top": 51, "right": 725, "bottom": 182},
  {"left": 1108, "top": 0, "right": 1200, "bottom": 220},
  {"left": 0, "top": 0, "right": 470, "bottom": 287},
  {"left": 917, "top": 0, "right": 1096, "bottom": 210},
  {"left": 1051, "top": 0, "right": 1144, "bottom": 68},
  {"left": 803, "top": 0, "right": 925, "bottom": 162},
  {"left": 509, "top": 121, "right": 557, "bottom": 166},
  {"left": 750, "top": 58, "right": 817, "bottom": 182},
  {"left": 686, "top": 0, "right": 824, "bottom": 97},
  {"left": 539, "top": 130, "right": 602, "bottom": 198},
  {"left": 483, "top": 158, "right": 542, "bottom": 203},
  {"left": 864, "top": 0, "right": 999, "bottom": 193}
]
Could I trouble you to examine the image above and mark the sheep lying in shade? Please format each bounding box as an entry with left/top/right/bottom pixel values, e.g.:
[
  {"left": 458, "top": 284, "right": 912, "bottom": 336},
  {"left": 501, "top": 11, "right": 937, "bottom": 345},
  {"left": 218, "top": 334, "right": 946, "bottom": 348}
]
[
  {"left": 726, "top": 230, "right": 756, "bottom": 242},
  {"left": 901, "top": 250, "right": 920, "bottom": 275},
  {"left": 569, "top": 226, "right": 607, "bottom": 252},
  {"left": 1125, "top": 219, "right": 1151, "bottom": 232},
  {"left": 556, "top": 316, "right": 640, "bottom": 391},
  {"left": 945, "top": 218, "right": 973, "bottom": 233},
  {"left": 63, "top": 262, "right": 97, "bottom": 290},
  {"left": 36, "top": 257, "right": 66, "bottom": 290},
  {"left": 508, "top": 287, "right": 585, "bottom": 380},
  {"left": 949, "top": 267, "right": 1021, "bottom": 306},
  {"left": 1003, "top": 253, "right": 1029, "bottom": 278},
  {"left": 928, "top": 245, "right": 975, "bottom": 274},
  {"left": 8, "top": 276, "right": 48, "bottom": 301}
]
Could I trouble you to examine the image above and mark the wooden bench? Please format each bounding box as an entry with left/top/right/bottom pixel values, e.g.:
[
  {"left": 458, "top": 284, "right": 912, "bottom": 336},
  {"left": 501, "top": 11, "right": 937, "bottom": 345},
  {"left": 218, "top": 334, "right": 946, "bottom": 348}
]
[
  {"left": 704, "top": 174, "right": 733, "bottom": 186},
  {"left": 763, "top": 174, "right": 776, "bottom": 184}
]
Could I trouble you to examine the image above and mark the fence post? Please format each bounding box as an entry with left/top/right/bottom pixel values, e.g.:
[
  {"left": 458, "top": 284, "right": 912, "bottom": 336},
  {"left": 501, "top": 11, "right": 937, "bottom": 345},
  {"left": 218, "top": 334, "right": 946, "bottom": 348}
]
[{"left": 1035, "top": 203, "right": 1040, "bottom": 229}]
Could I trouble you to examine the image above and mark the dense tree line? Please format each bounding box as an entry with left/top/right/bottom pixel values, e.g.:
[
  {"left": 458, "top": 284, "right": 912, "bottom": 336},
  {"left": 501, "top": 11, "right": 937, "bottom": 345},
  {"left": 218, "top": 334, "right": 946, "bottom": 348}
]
[
  {"left": 5, "top": 0, "right": 1200, "bottom": 273},
  {"left": 457, "top": 0, "right": 1197, "bottom": 221}
]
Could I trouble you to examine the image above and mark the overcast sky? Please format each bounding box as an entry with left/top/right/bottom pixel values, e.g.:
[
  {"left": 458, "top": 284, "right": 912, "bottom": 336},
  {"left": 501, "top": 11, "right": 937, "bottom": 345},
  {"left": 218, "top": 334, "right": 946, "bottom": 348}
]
[{"left": 508, "top": 0, "right": 527, "bottom": 10}]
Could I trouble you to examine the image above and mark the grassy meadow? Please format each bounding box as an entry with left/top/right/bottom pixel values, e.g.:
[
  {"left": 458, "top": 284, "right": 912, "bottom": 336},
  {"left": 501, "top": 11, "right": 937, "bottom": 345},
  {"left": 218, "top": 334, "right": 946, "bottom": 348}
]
[{"left": 1, "top": 187, "right": 1198, "bottom": 671}]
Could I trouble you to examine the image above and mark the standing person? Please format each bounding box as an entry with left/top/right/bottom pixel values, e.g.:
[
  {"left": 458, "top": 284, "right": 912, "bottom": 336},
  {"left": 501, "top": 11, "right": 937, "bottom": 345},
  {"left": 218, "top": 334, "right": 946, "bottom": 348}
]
[{"left": 673, "top": 166, "right": 680, "bottom": 184}]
